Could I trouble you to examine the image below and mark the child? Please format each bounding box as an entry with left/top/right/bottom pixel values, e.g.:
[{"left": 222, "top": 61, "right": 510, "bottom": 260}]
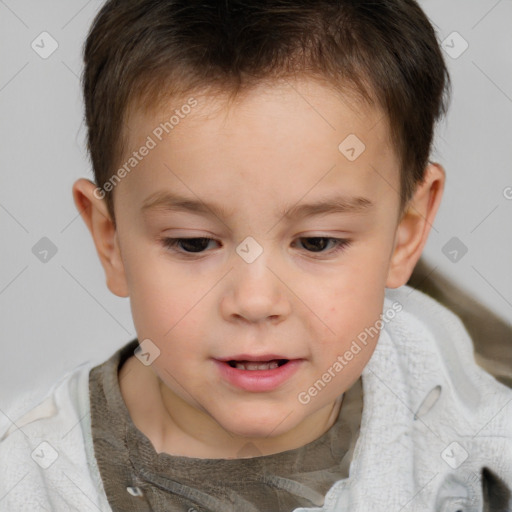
[{"left": 1, "top": 1, "right": 511, "bottom": 510}]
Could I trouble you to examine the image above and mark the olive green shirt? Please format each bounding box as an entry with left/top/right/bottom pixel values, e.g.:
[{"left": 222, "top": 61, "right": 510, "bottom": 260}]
[{"left": 89, "top": 339, "right": 364, "bottom": 512}]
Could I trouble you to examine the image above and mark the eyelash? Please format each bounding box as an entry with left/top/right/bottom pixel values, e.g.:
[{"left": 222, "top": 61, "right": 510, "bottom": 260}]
[{"left": 161, "top": 237, "right": 352, "bottom": 258}]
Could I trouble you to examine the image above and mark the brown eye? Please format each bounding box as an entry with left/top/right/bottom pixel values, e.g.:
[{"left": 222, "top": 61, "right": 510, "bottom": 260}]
[
  {"left": 162, "top": 237, "right": 216, "bottom": 253},
  {"left": 299, "top": 237, "right": 330, "bottom": 252},
  {"left": 296, "top": 237, "right": 350, "bottom": 254}
]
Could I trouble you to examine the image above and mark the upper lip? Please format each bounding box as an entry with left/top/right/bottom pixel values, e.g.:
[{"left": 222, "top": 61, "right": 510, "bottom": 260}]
[{"left": 216, "top": 354, "right": 295, "bottom": 362}]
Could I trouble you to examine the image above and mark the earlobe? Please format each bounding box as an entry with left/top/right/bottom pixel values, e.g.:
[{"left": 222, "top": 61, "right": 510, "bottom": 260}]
[
  {"left": 386, "top": 163, "right": 445, "bottom": 289},
  {"left": 72, "top": 178, "right": 129, "bottom": 298}
]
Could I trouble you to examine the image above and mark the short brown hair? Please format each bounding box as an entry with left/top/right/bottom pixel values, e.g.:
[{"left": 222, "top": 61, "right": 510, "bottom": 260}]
[{"left": 82, "top": 0, "right": 451, "bottom": 222}]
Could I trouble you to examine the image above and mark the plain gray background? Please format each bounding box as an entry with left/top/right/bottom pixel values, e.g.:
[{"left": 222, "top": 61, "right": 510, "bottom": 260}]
[{"left": 1, "top": 0, "right": 511, "bottom": 418}]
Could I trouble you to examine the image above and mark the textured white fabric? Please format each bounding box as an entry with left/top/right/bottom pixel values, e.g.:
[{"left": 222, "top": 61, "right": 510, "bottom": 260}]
[
  {"left": 304, "top": 286, "right": 512, "bottom": 512},
  {"left": 1, "top": 285, "right": 511, "bottom": 511}
]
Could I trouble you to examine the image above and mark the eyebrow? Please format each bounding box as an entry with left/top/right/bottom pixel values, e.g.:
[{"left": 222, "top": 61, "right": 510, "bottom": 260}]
[{"left": 141, "top": 191, "right": 374, "bottom": 221}]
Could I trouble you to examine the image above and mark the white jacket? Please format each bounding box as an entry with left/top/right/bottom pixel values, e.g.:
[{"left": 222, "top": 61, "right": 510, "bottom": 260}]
[{"left": 1, "top": 285, "right": 511, "bottom": 511}]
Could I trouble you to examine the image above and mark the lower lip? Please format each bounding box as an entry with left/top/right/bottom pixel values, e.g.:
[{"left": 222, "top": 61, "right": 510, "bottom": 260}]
[{"left": 213, "top": 359, "right": 303, "bottom": 392}]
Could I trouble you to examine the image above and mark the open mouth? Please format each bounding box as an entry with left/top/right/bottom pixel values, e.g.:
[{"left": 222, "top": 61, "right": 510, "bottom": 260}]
[
  {"left": 227, "top": 359, "right": 289, "bottom": 370},
  {"left": 215, "top": 357, "right": 302, "bottom": 391}
]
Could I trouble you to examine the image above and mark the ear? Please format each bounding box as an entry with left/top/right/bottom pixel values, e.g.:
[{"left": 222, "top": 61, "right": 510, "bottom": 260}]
[
  {"left": 386, "top": 163, "right": 445, "bottom": 289},
  {"left": 72, "top": 178, "right": 129, "bottom": 297}
]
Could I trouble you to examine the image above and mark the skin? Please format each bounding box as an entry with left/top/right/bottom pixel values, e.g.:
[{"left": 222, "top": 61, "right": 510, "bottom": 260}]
[{"left": 73, "top": 78, "right": 445, "bottom": 459}]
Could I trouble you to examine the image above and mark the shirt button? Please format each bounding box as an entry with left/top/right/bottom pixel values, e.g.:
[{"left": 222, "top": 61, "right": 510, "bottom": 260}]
[{"left": 126, "top": 486, "right": 144, "bottom": 497}]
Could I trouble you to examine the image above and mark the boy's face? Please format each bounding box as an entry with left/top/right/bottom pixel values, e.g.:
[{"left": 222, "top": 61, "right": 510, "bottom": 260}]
[{"left": 76, "top": 78, "right": 443, "bottom": 455}]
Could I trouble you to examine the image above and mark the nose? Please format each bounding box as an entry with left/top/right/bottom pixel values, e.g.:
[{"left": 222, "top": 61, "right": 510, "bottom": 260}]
[{"left": 220, "top": 246, "right": 292, "bottom": 324}]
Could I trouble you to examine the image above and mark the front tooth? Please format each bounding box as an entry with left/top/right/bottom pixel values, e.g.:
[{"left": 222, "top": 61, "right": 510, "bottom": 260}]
[{"left": 234, "top": 361, "right": 279, "bottom": 370}]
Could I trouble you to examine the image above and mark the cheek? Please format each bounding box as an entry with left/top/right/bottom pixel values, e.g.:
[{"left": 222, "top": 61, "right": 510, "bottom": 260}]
[
  {"left": 125, "top": 255, "right": 195, "bottom": 339},
  {"left": 125, "top": 256, "right": 216, "bottom": 363},
  {"left": 308, "top": 252, "right": 388, "bottom": 359},
  {"left": 325, "top": 288, "right": 384, "bottom": 347},
  {"left": 318, "top": 291, "right": 384, "bottom": 386}
]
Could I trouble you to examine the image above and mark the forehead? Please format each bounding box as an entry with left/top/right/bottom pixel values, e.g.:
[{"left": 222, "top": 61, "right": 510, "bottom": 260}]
[
  {"left": 127, "top": 78, "right": 389, "bottom": 146},
  {"left": 117, "top": 78, "right": 400, "bottom": 221}
]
